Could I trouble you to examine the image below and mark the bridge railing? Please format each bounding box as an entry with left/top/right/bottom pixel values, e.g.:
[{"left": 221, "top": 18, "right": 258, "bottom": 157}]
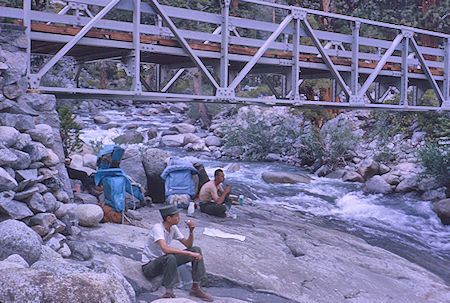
[{"left": 0, "top": 0, "right": 448, "bottom": 111}]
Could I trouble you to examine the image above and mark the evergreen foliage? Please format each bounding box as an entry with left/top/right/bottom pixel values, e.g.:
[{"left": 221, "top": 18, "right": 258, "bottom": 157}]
[
  {"left": 58, "top": 105, "right": 83, "bottom": 154},
  {"left": 419, "top": 142, "right": 450, "bottom": 188}
]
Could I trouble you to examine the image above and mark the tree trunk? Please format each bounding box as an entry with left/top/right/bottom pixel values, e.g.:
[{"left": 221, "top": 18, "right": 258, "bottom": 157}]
[
  {"left": 193, "top": 68, "right": 211, "bottom": 129},
  {"left": 99, "top": 61, "right": 106, "bottom": 89}
]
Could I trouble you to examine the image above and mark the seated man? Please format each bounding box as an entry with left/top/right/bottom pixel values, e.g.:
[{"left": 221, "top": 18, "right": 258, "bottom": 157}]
[
  {"left": 141, "top": 205, "right": 213, "bottom": 301},
  {"left": 198, "top": 169, "right": 233, "bottom": 218}
]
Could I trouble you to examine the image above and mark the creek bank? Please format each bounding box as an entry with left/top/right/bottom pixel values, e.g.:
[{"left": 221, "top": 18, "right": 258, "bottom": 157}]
[{"left": 71, "top": 204, "right": 449, "bottom": 303}]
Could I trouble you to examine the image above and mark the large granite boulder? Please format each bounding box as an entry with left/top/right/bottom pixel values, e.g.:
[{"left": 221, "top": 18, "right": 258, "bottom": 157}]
[
  {"left": 432, "top": 198, "right": 450, "bottom": 225},
  {"left": 113, "top": 130, "right": 144, "bottom": 145},
  {"left": 120, "top": 148, "right": 147, "bottom": 189},
  {"left": 342, "top": 171, "right": 364, "bottom": 183},
  {"left": 395, "top": 175, "right": 419, "bottom": 192},
  {"left": 171, "top": 123, "right": 196, "bottom": 134},
  {"left": 142, "top": 148, "right": 169, "bottom": 203},
  {"left": 0, "top": 268, "right": 132, "bottom": 303},
  {"left": 261, "top": 171, "right": 311, "bottom": 184},
  {"left": 0, "top": 219, "right": 42, "bottom": 264},
  {"left": 363, "top": 175, "right": 393, "bottom": 194},
  {"left": 161, "top": 134, "right": 185, "bottom": 147},
  {"left": 357, "top": 159, "right": 380, "bottom": 179},
  {"left": 77, "top": 204, "right": 104, "bottom": 227}
]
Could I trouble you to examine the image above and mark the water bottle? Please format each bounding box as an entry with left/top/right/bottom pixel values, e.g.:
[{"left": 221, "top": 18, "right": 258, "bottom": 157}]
[
  {"left": 187, "top": 201, "right": 195, "bottom": 217},
  {"left": 238, "top": 195, "right": 244, "bottom": 205}
]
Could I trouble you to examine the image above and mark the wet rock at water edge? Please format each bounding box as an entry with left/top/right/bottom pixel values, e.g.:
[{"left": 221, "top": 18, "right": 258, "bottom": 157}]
[
  {"left": 363, "top": 176, "right": 393, "bottom": 194},
  {"left": 171, "top": 123, "right": 196, "bottom": 134},
  {"left": 94, "top": 115, "right": 110, "bottom": 124},
  {"left": 342, "top": 171, "right": 364, "bottom": 183},
  {"left": 261, "top": 171, "right": 311, "bottom": 184},
  {"left": 432, "top": 198, "right": 450, "bottom": 225},
  {"left": 113, "top": 130, "right": 144, "bottom": 145}
]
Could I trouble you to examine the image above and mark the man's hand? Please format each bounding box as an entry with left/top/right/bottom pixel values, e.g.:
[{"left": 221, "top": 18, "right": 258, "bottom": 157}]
[
  {"left": 64, "top": 158, "right": 72, "bottom": 166},
  {"left": 225, "top": 184, "right": 232, "bottom": 193},
  {"left": 190, "top": 252, "right": 202, "bottom": 260},
  {"left": 185, "top": 220, "right": 195, "bottom": 232}
]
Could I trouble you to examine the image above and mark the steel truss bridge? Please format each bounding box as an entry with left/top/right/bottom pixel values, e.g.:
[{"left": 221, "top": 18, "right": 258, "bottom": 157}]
[{"left": 1, "top": 0, "right": 449, "bottom": 111}]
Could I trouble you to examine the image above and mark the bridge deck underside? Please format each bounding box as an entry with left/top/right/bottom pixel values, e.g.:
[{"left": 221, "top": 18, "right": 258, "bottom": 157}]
[{"left": 30, "top": 23, "right": 442, "bottom": 88}]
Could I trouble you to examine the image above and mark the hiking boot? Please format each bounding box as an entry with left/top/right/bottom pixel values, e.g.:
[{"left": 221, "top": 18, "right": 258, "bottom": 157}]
[
  {"left": 162, "top": 292, "right": 176, "bottom": 298},
  {"left": 189, "top": 287, "right": 214, "bottom": 302}
]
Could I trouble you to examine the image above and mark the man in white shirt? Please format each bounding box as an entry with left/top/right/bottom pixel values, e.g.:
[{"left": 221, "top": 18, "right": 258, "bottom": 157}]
[{"left": 142, "top": 205, "right": 213, "bottom": 301}]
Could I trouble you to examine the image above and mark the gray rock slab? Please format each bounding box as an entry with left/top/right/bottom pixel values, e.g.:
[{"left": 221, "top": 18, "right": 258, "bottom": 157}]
[
  {"left": 0, "top": 219, "right": 42, "bottom": 264},
  {"left": 14, "top": 186, "right": 39, "bottom": 201},
  {"left": 0, "top": 198, "right": 33, "bottom": 220},
  {"left": 0, "top": 167, "right": 17, "bottom": 192},
  {"left": 0, "top": 148, "right": 17, "bottom": 166},
  {"left": 17, "top": 93, "right": 56, "bottom": 112},
  {"left": 8, "top": 149, "right": 31, "bottom": 170},
  {"left": 80, "top": 207, "right": 450, "bottom": 303},
  {"left": 26, "top": 124, "right": 55, "bottom": 147},
  {"left": 0, "top": 268, "right": 132, "bottom": 303},
  {"left": 16, "top": 169, "right": 38, "bottom": 182},
  {"left": 26, "top": 193, "right": 46, "bottom": 213},
  {"left": 0, "top": 113, "right": 35, "bottom": 131},
  {"left": 261, "top": 171, "right": 311, "bottom": 184},
  {"left": 162, "top": 134, "right": 185, "bottom": 147},
  {"left": 23, "top": 142, "right": 48, "bottom": 163},
  {"left": 0, "top": 126, "right": 19, "bottom": 147},
  {"left": 29, "top": 213, "right": 57, "bottom": 229}
]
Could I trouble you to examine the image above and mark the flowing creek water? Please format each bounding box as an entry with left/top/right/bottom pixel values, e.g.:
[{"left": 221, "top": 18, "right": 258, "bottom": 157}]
[{"left": 78, "top": 105, "right": 450, "bottom": 301}]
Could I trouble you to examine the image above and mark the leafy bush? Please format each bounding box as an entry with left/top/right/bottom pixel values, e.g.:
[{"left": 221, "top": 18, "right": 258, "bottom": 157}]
[
  {"left": 296, "top": 121, "right": 359, "bottom": 168},
  {"left": 58, "top": 105, "right": 82, "bottom": 154},
  {"left": 418, "top": 142, "right": 450, "bottom": 188},
  {"left": 221, "top": 106, "right": 303, "bottom": 160}
]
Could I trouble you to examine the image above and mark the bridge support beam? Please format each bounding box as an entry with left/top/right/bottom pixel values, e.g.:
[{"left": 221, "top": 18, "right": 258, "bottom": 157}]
[
  {"left": 291, "top": 12, "right": 301, "bottom": 101},
  {"left": 220, "top": 0, "right": 230, "bottom": 88},
  {"left": 132, "top": 0, "right": 142, "bottom": 94},
  {"left": 350, "top": 21, "right": 360, "bottom": 103},
  {"left": 401, "top": 32, "right": 410, "bottom": 106},
  {"left": 443, "top": 38, "right": 450, "bottom": 109}
]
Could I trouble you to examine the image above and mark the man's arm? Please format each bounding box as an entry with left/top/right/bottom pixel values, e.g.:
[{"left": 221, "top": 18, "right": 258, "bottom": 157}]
[
  {"left": 156, "top": 239, "right": 201, "bottom": 260},
  {"left": 212, "top": 184, "right": 231, "bottom": 205},
  {"left": 179, "top": 220, "right": 195, "bottom": 248}
]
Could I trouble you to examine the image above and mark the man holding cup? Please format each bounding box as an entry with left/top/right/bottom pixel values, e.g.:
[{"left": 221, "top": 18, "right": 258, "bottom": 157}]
[{"left": 141, "top": 205, "right": 213, "bottom": 301}]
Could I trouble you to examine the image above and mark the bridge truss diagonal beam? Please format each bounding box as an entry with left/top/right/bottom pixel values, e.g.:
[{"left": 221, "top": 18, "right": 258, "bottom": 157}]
[
  {"left": 149, "top": 0, "right": 220, "bottom": 90},
  {"left": 300, "top": 13, "right": 351, "bottom": 99},
  {"left": 29, "top": 0, "right": 121, "bottom": 89},
  {"left": 228, "top": 13, "right": 293, "bottom": 90},
  {"left": 409, "top": 36, "right": 445, "bottom": 105},
  {"left": 358, "top": 33, "right": 404, "bottom": 98}
]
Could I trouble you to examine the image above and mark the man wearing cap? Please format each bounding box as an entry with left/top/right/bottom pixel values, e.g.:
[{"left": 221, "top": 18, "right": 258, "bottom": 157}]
[{"left": 141, "top": 205, "right": 213, "bottom": 301}]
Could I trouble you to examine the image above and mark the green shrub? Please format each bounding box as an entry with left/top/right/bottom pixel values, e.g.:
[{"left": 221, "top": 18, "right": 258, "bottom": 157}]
[
  {"left": 418, "top": 142, "right": 450, "bottom": 188},
  {"left": 58, "top": 105, "right": 83, "bottom": 154},
  {"left": 296, "top": 122, "right": 359, "bottom": 168},
  {"left": 221, "top": 107, "right": 303, "bottom": 160}
]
